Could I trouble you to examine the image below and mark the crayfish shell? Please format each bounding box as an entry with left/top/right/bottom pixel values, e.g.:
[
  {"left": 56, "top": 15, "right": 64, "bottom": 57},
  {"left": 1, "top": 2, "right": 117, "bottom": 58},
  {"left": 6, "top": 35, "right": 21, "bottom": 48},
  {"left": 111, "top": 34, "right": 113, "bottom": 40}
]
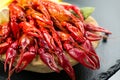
[
  {"left": 23, "top": 16, "right": 100, "bottom": 73},
  {"left": 0, "top": 16, "right": 100, "bottom": 73}
]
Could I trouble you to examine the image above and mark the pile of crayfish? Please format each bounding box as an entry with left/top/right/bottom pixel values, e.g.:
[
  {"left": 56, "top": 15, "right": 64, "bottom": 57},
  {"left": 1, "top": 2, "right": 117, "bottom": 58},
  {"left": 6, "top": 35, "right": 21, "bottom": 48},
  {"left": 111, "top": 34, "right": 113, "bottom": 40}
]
[{"left": 0, "top": 0, "right": 111, "bottom": 80}]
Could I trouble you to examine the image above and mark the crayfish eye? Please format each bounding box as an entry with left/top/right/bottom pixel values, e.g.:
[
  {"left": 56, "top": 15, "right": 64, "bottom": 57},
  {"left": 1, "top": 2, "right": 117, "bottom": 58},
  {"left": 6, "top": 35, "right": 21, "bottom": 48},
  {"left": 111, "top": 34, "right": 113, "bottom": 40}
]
[
  {"left": 24, "top": 6, "right": 30, "bottom": 11},
  {"left": 16, "top": 16, "right": 26, "bottom": 23}
]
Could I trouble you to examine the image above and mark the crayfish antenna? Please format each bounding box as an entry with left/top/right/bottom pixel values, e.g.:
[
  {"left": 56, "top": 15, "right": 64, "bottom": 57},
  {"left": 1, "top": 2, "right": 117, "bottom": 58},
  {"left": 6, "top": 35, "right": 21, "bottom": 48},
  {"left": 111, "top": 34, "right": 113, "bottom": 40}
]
[
  {"left": 84, "top": 23, "right": 112, "bottom": 34},
  {"left": 4, "top": 58, "right": 8, "bottom": 72},
  {"left": 85, "top": 31, "right": 102, "bottom": 41},
  {"left": 4, "top": 58, "right": 15, "bottom": 72},
  {"left": 7, "top": 68, "right": 15, "bottom": 80}
]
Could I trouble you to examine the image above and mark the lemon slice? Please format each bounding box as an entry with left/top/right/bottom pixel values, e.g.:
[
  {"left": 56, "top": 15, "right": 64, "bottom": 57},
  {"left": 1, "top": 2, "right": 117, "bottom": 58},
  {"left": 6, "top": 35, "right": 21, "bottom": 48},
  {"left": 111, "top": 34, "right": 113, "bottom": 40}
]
[
  {"left": 50, "top": 0, "right": 62, "bottom": 2},
  {"left": 0, "top": 9, "right": 9, "bottom": 24},
  {"left": 0, "top": 0, "right": 13, "bottom": 10}
]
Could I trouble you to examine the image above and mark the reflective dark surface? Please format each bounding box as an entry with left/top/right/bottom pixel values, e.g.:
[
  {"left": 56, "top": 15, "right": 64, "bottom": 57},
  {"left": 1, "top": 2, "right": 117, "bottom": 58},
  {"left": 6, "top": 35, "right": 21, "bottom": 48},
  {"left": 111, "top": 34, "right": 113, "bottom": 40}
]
[{"left": 0, "top": 0, "right": 120, "bottom": 80}]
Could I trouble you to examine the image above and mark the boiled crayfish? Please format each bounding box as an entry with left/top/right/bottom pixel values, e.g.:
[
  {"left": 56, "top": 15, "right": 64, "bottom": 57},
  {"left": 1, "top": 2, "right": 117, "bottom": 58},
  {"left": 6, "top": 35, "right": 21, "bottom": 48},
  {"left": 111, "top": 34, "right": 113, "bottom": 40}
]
[{"left": 0, "top": 0, "right": 111, "bottom": 80}]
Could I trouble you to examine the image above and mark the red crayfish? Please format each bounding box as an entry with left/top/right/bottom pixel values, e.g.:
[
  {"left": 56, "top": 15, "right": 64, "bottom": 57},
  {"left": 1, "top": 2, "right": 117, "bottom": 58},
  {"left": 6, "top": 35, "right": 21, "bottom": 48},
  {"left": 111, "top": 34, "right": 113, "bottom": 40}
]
[{"left": 0, "top": 0, "right": 111, "bottom": 80}]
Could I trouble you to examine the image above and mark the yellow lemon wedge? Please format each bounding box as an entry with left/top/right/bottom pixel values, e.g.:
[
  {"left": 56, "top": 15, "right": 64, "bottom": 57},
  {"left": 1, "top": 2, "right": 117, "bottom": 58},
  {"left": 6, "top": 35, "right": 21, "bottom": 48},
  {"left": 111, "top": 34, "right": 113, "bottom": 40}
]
[
  {"left": 0, "top": 0, "right": 12, "bottom": 24},
  {"left": 50, "top": 0, "right": 62, "bottom": 2},
  {"left": 0, "top": 0, "right": 13, "bottom": 10}
]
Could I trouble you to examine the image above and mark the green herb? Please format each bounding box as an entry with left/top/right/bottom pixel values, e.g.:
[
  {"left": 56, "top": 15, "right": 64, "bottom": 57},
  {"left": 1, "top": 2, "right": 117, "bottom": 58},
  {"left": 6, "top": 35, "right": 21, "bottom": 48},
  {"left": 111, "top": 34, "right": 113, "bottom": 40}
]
[{"left": 81, "top": 7, "right": 95, "bottom": 19}]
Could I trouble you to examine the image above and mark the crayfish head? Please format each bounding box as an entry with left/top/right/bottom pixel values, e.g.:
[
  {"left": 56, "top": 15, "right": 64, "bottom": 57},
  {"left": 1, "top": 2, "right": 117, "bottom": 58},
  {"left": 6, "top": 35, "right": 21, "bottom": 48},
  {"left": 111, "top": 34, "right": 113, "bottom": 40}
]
[
  {"left": 57, "top": 31, "right": 74, "bottom": 42},
  {"left": 9, "top": 2, "right": 26, "bottom": 22},
  {"left": 42, "top": 0, "right": 71, "bottom": 22}
]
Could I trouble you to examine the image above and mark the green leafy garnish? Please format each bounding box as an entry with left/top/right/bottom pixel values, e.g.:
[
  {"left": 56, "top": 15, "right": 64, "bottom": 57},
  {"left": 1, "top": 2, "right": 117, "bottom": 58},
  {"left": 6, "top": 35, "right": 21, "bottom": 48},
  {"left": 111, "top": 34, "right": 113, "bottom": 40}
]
[{"left": 81, "top": 7, "right": 95, "bottom": 19}]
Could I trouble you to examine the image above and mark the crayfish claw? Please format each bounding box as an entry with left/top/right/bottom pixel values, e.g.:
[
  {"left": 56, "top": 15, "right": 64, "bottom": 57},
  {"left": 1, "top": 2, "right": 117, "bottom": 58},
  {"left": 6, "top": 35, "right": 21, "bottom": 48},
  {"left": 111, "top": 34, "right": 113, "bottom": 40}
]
[
  {"left": 15, "top": 61, "right": 28, "bottom": 73},
  {"left": 4, "top": 41, "right": 18, "bottom": 72},
  {"left": 55, "top": 48, "right": 75, "bottom": 80},
  {"left": 15, "top": 46, "right": 36, "bottom": 72},
  {"left": 0, "top": 0, "right": 111, "bottom": 80},
  {"left": 40, "top": 27, "right": 56, "bottom": 49},
  {"left": 19, "top": 21, "right": 43, "bottom": 38},
  {"left": 38, "top": 48, "right": 60, "bottom": 73},
  {"left": 80, "top": 40, "right": 100, "bottom": 69},
  {"left": 62, "top": 22, "right": 86, "bottom": 43},
  {"left": 63, "top": 42, "right": 96, "bottom": 69},
  {"left": 87, "top": 53, "right": 100, "bottom": 69},
  {"left": 0, "top": 38, "right": 12, "bottom": 54}
]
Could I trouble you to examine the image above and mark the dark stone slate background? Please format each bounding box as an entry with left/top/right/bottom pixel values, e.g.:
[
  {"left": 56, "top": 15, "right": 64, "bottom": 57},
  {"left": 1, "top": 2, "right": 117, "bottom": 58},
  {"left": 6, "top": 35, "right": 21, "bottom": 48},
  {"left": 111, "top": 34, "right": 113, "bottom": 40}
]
[{"left": 0, "top": 0, "right": 120, "bottom": 80}]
